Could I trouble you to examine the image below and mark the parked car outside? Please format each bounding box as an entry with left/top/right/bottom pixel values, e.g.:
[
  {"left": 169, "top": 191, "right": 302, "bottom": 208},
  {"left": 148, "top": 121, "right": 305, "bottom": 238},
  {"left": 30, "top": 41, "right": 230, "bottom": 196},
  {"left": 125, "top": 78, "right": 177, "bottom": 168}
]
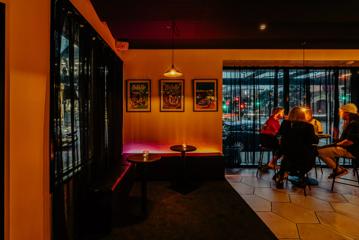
[{"left": 223, "top": 120, "right": 262, "bottom": 151}]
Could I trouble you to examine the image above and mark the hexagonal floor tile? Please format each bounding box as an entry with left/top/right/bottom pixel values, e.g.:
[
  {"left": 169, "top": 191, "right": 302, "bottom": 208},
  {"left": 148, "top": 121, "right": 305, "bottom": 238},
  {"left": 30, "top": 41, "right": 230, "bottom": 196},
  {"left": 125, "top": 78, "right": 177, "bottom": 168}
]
[
  {"left": 225, "top": 174, "right": 242, "bottom": 183},
  {"left": 241, "top": 176, "right": 271, "bottom": 188},
  {"left": 317, "top": 211, "right": 359, "bottom": 238},
  {"left": 228, "top": 181, "right": 255, "bottom": 195},
  {"left": 309, "top": 189, "right": 347, "bottom": 203},
  {"left": 297, "top": 223, "right": 352, "bottom": 240},
  {"left": 289, "top": 194, "right": 333, "bottom": 211},
  {"left": 331, "top": 202, "right": 359, "bottom": 220},
  {"left": 257, "top": 212, "right": 299, "bottom": 239},
  {"left": 241, "top": 195, "right": 271, "bottom": 211},
  {"left": 255, "top": 188, "right": 290, "bottom": 202},
  {"left": 272, "top": 202, "right": 319, "bottom": 223},
  {"left": 343, "top": 194, "right": 359, "bottom": 206}
]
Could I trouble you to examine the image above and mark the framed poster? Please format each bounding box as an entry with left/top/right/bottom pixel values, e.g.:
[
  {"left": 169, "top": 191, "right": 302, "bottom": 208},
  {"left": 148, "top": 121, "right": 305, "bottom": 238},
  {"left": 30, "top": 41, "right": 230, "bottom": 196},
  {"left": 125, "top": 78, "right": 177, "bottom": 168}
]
[
  {"left": 160, "top": 79, "right": 184, "bottom": 112},
  {"left": 193, "top": 79, "right": 218, "bottom": 112},
  {"left": 126, "top": 79, "right": 151, "bottom": 112}
]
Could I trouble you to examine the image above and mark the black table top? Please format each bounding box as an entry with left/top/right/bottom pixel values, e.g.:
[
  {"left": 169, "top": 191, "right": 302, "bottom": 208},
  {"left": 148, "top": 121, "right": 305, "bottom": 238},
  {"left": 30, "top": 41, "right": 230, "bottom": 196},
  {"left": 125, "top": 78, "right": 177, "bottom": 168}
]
[
  {"left": 170, "top": 145, "right": 197, "bottom": 153},
  {"left": 127, "top": 154, "right": 161, "bottom": 163},
  {"left": 317, "top": 133, "right": 330, "bottom": 139}
]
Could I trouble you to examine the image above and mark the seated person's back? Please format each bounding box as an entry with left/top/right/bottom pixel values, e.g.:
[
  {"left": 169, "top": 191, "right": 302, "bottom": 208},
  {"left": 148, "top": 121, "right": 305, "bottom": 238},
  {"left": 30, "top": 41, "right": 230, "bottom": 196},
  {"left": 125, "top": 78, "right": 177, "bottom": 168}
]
[{"left": 279, "top": 112, "right": 319, "bottom": 173}]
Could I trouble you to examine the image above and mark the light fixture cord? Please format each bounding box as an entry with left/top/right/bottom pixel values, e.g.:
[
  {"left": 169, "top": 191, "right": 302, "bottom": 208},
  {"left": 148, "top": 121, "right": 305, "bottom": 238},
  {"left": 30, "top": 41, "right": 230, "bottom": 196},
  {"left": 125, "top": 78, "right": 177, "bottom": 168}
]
[
  {"left": 171, "top": 20, "right": 175, "bottom": 67},
  {"left": 302, "top": 41, "right": 306, "bottom": 67}
]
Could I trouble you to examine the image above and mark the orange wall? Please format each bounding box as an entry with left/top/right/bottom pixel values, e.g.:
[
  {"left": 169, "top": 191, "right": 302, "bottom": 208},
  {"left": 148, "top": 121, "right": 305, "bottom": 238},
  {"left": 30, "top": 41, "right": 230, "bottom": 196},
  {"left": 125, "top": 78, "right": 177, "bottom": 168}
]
[
  {"left": 4, "top": 0, "right": 50, "bottom": 239},
  {"left": 2, "top": 0, "right": 120, "bottom": 239},
  {"left": 122, "top": 49, "right": 359, "bottom": 154}
]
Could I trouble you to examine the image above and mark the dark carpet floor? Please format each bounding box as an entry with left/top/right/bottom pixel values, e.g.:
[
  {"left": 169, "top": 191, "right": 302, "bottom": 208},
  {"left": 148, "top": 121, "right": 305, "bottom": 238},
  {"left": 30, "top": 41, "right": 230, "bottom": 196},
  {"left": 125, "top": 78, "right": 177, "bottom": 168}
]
[{"left": 101, "top": 181, "right": 277, "bottom": 240}]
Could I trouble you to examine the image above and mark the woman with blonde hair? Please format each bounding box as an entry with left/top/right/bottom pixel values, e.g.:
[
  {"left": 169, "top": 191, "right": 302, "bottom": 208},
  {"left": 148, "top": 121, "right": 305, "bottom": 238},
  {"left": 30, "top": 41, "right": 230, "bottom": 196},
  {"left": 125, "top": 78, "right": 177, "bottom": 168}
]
[
  {"left": 305, "top": 108, "right": 323, "bottom": 134},
  {"left": 287, "top": 106, "right": 307, "bottom": 121}
]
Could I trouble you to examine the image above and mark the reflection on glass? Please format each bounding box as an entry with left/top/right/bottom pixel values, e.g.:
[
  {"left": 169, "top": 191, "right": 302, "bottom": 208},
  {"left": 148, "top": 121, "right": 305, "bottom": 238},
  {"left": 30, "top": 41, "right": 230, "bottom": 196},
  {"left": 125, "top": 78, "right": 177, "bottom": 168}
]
[{"left": 58, "top": 33, "right": 81, "bottom": 174}]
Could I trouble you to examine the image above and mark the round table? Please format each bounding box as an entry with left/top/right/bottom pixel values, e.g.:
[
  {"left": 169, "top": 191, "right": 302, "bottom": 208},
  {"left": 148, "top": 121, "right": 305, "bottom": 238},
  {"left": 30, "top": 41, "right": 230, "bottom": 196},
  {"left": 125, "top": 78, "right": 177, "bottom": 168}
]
[
  {"left": 170, "top": 145, "right": 197, "bottom": 194},
  {"left": 127, "top": 154, "right": 161, "bottom": 215},
  {"left": 317, "top": 133, "right": 330, "bottom": 139},
  {"left": 170, "top": 145, "right": 197, "bottom": 154}
]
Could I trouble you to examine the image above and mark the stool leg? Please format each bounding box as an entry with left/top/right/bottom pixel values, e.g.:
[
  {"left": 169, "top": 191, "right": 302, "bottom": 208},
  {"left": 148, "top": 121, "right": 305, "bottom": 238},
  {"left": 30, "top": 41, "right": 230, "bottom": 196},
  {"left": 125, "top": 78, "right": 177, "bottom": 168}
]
[
  {"left": 354, "top": 167, "right": 359, "bottom": 184},
  {"left": 256, "top": 150, "right": 264, "bottom": 177},
  {"left": 259, "top": 150, "right": 264, "bottom": 167},
  {"left": 353, "top": 160, "right": 359, "bottom": 184},
  {"left": 331, "top": 158, "right": 339, "bottom": 192}
]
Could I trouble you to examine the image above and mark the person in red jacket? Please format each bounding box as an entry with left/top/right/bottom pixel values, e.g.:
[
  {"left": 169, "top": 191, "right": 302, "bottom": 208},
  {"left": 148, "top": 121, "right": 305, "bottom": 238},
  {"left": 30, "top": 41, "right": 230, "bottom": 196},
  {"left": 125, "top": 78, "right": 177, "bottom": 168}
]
[{"left": 260, "top": 107, "right": 285, "bottom": 169}]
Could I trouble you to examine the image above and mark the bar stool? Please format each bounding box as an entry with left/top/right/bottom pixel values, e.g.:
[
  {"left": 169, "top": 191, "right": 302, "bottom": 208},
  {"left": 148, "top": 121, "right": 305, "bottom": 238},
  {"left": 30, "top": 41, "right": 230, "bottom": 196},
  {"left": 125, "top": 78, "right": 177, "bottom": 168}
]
[
  {"left": 313, "top": 157, "right": 323, "bottom": 178},
  {"left": 256, "top": 144, "right": 273, "bottom": 177},
  {"left": 331, "top": 157, "right": 359, "bottom": 192}
]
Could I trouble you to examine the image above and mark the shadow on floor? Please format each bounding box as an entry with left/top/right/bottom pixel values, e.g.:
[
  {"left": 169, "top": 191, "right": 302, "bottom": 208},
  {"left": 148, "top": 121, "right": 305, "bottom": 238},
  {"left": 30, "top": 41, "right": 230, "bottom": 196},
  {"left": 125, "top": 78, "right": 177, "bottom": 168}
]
[{"left": 99, "top": 181, "right": 276, "bottom": 240}]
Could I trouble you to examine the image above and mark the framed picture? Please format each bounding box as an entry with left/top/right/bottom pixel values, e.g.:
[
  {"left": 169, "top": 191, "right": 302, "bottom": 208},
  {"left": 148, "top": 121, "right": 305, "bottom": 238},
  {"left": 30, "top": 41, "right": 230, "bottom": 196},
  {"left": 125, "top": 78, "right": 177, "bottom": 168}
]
[
  {"left": 126, "top": 79, "right": 151, "bottom": 112},
  {"left": 160, "top": 79, "right": 184, "bottom": 112},
  {"left": 193, "top": 79, "right": 218, "bottom": 112}
]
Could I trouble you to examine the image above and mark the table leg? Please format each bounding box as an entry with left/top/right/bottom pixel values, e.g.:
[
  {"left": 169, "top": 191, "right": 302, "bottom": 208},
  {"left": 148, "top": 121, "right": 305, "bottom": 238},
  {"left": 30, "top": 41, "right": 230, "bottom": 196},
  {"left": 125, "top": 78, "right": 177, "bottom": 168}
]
[
  {"left": 182, "top": 151, "right": 186, "bottom": 184},
  {"left": 140, "top": 164, "right": 147, "bottom": 215}
]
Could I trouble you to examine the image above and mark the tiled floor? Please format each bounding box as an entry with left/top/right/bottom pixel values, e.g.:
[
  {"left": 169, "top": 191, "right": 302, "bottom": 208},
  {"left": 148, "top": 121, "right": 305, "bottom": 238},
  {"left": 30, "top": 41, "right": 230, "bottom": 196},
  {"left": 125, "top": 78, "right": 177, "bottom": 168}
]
[{"left": 226, "top": 168, "right": 359, "bottom": 240}]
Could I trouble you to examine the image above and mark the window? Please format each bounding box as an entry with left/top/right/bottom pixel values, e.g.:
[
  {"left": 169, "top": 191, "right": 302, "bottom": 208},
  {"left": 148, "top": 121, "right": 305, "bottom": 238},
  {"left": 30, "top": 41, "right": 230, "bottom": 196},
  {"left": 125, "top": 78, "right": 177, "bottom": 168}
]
[
  {"left": 223, "top": 67, "right": 353, "bottom": 167},
  {"left": 51, "top": 0, "right": 123, "bottom": 238}
]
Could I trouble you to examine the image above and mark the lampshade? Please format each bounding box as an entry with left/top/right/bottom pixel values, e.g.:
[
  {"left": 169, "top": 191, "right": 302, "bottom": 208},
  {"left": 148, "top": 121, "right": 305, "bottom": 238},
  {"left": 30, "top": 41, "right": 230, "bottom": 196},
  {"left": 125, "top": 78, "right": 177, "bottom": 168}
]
[
  {"left": 163, "top": 20, "right": 183, "bottom": 78},
  {"left": 163, "top": 64, "right": 183, "bottom": 78}
]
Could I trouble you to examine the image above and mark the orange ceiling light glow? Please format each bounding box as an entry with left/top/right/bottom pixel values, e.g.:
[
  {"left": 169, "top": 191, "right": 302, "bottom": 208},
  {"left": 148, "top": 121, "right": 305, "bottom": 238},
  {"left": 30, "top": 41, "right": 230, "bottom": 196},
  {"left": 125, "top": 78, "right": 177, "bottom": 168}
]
[
  {"left": 259, "top": 23, "right": 267, "bottom": 31},
  {"left": 163, "top": 20, "right": 183, "bottom": 78}
]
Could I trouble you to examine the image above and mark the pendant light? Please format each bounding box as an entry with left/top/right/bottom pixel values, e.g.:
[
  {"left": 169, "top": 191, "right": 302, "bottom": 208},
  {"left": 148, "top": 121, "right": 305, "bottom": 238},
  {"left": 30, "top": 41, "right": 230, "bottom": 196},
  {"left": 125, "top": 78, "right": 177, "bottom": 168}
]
[
  {"left": 301, "top": 41, "right": 306, "bottom": 67},
  {"left": 163, "top": 20, "right": 183, "bottom": 78}
]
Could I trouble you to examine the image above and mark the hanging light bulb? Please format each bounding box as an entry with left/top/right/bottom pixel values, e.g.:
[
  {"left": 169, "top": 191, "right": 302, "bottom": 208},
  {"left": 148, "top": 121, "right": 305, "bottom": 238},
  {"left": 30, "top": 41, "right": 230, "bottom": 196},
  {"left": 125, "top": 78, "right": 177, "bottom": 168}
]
[{"left": 163, "top": 20, "right": 183, "bottom": 78}]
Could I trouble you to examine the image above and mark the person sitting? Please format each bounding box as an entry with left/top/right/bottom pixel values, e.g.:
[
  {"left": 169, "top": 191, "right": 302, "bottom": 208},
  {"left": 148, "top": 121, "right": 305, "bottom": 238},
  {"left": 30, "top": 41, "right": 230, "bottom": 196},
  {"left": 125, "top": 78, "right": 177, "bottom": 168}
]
[
  {"left": 259, "top": 107, "right": 285, "bottom": 170},
  {"left": 305, "top": 108, "right": 323, "bottom": 134},
  {"left": 318, "top": 103, "right": 359, "bottom": 178},
  {"left": 275, "top": 106, "right": 319, "bottom": 188}
]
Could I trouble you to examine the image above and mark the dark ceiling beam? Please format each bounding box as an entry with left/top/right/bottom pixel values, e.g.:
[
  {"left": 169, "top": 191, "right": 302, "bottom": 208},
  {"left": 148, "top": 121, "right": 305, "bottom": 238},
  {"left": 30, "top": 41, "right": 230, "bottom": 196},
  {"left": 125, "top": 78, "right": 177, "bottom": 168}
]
[{"left": 90, "top": 0, "right": 359, "bottom": 49}]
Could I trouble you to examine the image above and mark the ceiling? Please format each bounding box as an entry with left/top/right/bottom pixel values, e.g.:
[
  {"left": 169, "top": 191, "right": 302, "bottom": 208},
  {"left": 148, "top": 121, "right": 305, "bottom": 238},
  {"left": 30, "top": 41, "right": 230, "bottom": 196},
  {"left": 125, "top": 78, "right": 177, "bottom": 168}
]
[{"left": 90, "top": 0, "right": 359, "bottom": 49}]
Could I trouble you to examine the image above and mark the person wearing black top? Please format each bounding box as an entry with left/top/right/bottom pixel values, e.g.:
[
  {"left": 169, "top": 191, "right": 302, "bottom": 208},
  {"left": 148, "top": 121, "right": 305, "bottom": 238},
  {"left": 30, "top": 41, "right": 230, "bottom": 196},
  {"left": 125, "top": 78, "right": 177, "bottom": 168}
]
[
  {"left": 318, "top": 103, "right": 359, "bottom": 178},
  {"left": 275, "top": 106, "right": 319, "bottom": 188}
]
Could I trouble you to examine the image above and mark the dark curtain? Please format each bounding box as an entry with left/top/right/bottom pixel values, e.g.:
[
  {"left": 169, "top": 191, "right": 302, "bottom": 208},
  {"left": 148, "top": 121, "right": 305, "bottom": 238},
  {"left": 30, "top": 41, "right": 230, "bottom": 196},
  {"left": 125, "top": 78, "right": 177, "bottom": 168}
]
[
  {"left": 51, "top": 0, "right": 123, "bottom": 239},
  {"left": 0, "top": 3, "right": 4, "bottom": 240},
  {"left": 223, "top": 67, "right": 353, "bottom": 168}
]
